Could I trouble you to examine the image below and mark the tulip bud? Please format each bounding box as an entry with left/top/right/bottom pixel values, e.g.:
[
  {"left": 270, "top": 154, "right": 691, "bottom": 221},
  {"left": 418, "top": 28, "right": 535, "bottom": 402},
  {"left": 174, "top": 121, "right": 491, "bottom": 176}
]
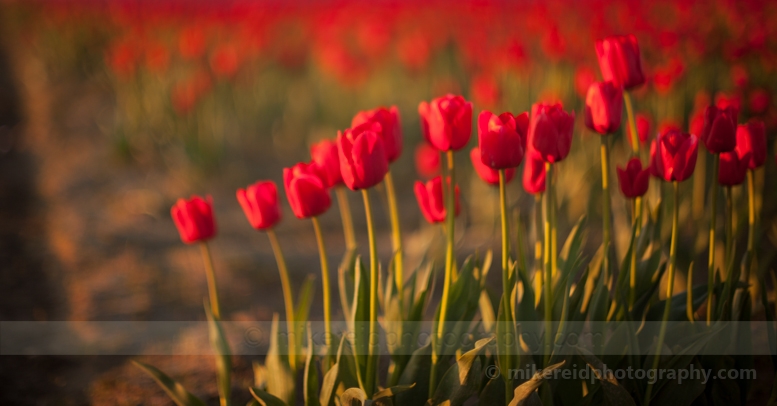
[
  {"left": 283, "top": 163, "right": 332, "bottom": 219},
  {"left": 310, "top": 139, "right": 343, "bottom": 188},
  {"left": 735, "top": 120, "right": 766, "bottom": 170},
  {"left": 470, "top": 147, "right": 515, "bottom": 186},
  {"left": 337, "top": 122, "right": 389, "bottom": 190},
  {"left": 584, "top": 81, "right": 623, "bottom": 135},
  {"left": 351, "top": 106, "right": 403, "bottom": 163},
  {"left": 595, "top": 34, "right": 646, "bottom": 90},
  {"left": 171, "top": 195, "right": 217, "bottom": 244},
  {"left": 418, "top": 94, "right": 473, "bottom": 151},
  {"left": 415, "top": 143, "right": 440, "bottom": 179},
  {"left": 522, "top": 149, "right": 546, "bottom": 195},
  {"left": 649, "top": 129, "right": 698, "bottom": 182},
  {"left": 237, "top": 181, "right": 281, "bottom": 230},
  {"left": 719, "top": 150, "right": 751, "bottom": 186},
  {"left": 528, "top": 102, "right": 575, "bottom": 163},
  {"left": 414, "top": 175, "right": 460, "bottom": 224},
  {"left": 700, "top": 105, "right": 738, "bottom": 153},
  {"left": 616, "top": 158, "right": 650, "bottom": 198},
  {"left": 477, "top": 110, "right": 528, "bottom": 169}
]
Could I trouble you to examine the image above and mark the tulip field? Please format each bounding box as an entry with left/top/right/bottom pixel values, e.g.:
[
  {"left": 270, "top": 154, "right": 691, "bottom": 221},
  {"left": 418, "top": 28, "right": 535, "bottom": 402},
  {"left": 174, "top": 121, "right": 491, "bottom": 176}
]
[{"left": 2, "top": 0, "right": 777, "bottom": 405}]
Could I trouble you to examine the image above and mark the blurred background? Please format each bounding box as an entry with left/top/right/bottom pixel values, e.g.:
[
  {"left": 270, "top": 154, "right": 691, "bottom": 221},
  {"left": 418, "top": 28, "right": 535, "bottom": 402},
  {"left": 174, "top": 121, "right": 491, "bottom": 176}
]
[{"left": 1, "top": 0, "right": 777, "bottom": 404}]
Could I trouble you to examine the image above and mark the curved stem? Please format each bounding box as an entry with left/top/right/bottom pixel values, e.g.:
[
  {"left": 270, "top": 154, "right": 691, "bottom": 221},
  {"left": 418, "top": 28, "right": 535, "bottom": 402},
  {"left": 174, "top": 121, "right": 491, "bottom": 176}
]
[
  {"left": 267, "top": 229, "right": 296, "bottom": 371},
  {"left": 499, "top": 170, "right": 512, "bottom": 319},
  {"left": 707, "top": 154, "right": 720, "bottom": 326},
  {"left": 384, "top": 169, "right": 404, "bottom": 300},
  {"left": 361, "top": 189, "right": 379, "bottom": 396},
  {"left": 200, "top": 242, "right": 221, "bottom": 319},
  {"left": 311, "top": 217, "right": 332, "bottom": 347},
  {"left": 600, "top": 137, "right": 612, "bottom": 284},
  {"left": 623, "top": 91, "right": 639, "bottom": 155},
  {"left": 543, "top": 162, "right": 553, "bottom": 366},
  {"left": 336, "top": 186, "right": 357, "bottom": 251}
]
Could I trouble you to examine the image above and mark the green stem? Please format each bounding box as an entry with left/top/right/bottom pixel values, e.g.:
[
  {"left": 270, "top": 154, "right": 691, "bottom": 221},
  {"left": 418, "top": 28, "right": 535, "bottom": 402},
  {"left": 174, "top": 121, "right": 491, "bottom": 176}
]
[
  {"left": 336, "top": 186, "right": 357, "bottom": 251},
  {"left": 745, "top": 170, "right": 756, "bottom": 284},
  {"left": 200, "top": 242, "right": 222, "bottom": 319},
  {"left": 645, "top": 181, "right": 680, "bottom": 406},
  {"left": 361, "top": 189, "right": 379, "bottom": 396},
  {"left": 384, "top": 169, "right": 404, "bottom": 301},
  {"left": 725, "top": 186, "right": 734, "bottom": 273},
  {"left": 629, "top": 199, "right": 637, "bottom": 311},
  {"left": 550, "top": 166, "right": 558, "bottom": 281},
  {"left": 624, "top": 91, "right": 639, "bottom": 155},
  {"left": 437, "top": 150, "right": 456, "bottom": 339},
  {"left": 311, "top": 217, "right": 332, "bottom": 347},
  {"left": 707, "top": 154, "right": 720, "bottom": 326},
  {"left": 534, "top": 193, "right": 544, "bottom": 308},
  {"left": 267, "top": 230, "right": 296, "bottom": 371},
  {"left": 543, "top": 163, "right": 553, "bottom": 366},
  {"left": 601, "top": 137, "right": 612, "bottom": 284},
  {"left": 499, "top": 170, "right": 512, "bottom": 319}
]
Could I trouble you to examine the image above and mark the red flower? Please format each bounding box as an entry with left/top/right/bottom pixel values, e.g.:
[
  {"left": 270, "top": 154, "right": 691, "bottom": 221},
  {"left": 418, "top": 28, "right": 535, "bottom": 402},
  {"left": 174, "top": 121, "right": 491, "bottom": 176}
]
[
  {"left": 595, "top": 34, "right": 646, "bottom": 90},
  {"left": 283, "top": 163, "right": 332, "bottom": 219},
  {"left": 418, "top": 94, "right": 473, "bottom": 151},
  {"left": 528, "top": 102, "right": 575, "bottom": 163},
  {"left": 574, "top": 66, "right": 596, "bottom": 99},
  {"left": 415, "top": 143, "right": 440, "bottom": 179},
  {"left": 719, "top": 150, "right": 751, "bottom": 186},
  {"left": 210, "top": 44, "right": 240, "bottom": 78},
  {"left": 584, "top": 81, "right": 623, "bottom": 135},
  {"left": 735, "top": 120, "right": 767, "bottom": 170},
  {"left": 414, "top": 176, "right": 460, "bottom": 224},
  {"left": 477, "top": 110, "right": 528, "bottom": 169},
  {"left": 749, "top": 89, "right": 770, "bottom": 114},
  {"left": 310, "top": 139, "right": 342, "bottom": 187},
  {"left": 616, "top": 158, "right": 650, "bottom": 198},
  {"left": 649, "top": 129, "right": 698, "bottom": 182},
  {"left": 351, "top": 106, "right": 403, "bottom": 163},
  {"left": 700, "top": 105, "right": 738, "bottom": 153},
  {"left": 337, "top": 122, "right": 389, "bottom": 190},
  {"left": 628, "top": 113, "right": 652, "bottom": 147},
  {"left": 471, "top": 74, "right": 501, "bottom": 109},
  {"left": 470, "top": 147, "right": 515, "bottom": 186},
  {"left": 237, "top": 181, "right": 281, "bottom": 230},
  {"left": 171, "top": 195, "right": 217, "bottom": 244},
  {"left": 522, "top": 149, "right": 546, "bottom": 195}
]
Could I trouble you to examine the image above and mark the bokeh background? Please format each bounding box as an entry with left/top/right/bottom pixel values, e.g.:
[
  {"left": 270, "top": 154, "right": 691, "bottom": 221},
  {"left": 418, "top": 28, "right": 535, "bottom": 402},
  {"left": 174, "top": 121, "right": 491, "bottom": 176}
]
[{"left": 1, "top": 0, "right": 777, "bottom": 404}]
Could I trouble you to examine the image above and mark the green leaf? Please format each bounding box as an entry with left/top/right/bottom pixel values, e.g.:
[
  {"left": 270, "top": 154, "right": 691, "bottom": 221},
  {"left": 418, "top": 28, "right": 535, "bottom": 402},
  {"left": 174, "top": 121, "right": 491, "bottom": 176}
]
[
  {"left": 294, "top": 274, "right": 316, "bottom": 356},
  {"left": 372, "top": 383, "right": 415, "bottom": 403},
  {"left": 396, "top": 343, "right": 432, "bottom": 405},
  {"left": 576, "top": 348, "right": 636, "bottom": 406},
  {"left": 558, "top": 215, "right": 588, "bottom": 283},
  {"left": 303, "top": 324, "right": 319, "bottom": 406},
  {"left": 132, "top": 361, "right": 207, "bottom": 406},
  {"left": 265, "top": 314, "right": 295, "bottom": 405},
  {"left": 508, "top": 361, "right": 566, "bottom": 406},
  {"left": 341, "top": 387, "right": 369, "bottom": 406},
  {"left": 429, "top": 337, "right": 494, "bottom": 406},
  {"left": 249, "top": 387, "right": 288, "bottom": 406},
  {"left": 350, "top": 255, "right": 370, "bottom": 389},
  {"left": 338, "top": 248, "right": 358, "bottom": 326},
  {"left": 320, "top": 335, "right": 362, "bottom": 406},
  {"left": 204, "top": 303, "right": 233, "bottom": 406},
  {"left": 496, "top": 293, "right": 518, "bottom": 391}
]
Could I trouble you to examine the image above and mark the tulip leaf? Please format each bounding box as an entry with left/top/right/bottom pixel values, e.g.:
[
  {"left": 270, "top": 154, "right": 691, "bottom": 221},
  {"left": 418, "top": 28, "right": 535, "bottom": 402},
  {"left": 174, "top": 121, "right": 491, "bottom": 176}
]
[
  {"left": 558, "top": 214, "right": 588, "bottom": 282},
  {"left": 294, "top": 274, "right": 316, "bottom": 354},
  {"left": 204, "top": 303, "right": 233, "bottom": 406},
  {"left": 265, "top": 314, "right": 295, "bottom": 405},
  {"left": 577, "top": 348, "right": 636, "bottom": 406},
  {"left": 249, "top": 387, "right": 288, "bottom": 406},
  {"left": 303, "top": 324, "right": 319, "bottom": 406},
  {"left": 338, "top": 248, "right": 358, "bottom": 327},
  {"left": 508, "top": 360, "right": 566, "bottom": 406},
  {"left": 320, "top": 334, "right": 362, "bottom": 406},
  {"left": 429, "top": 337, "right": 494, "bottom": 406},
  {"left": 496, "top": 293, "right": 519, "bottom": 391},
  {"left": 340, "top": 387, "right": 369, "bottom": 406},
  {"left": 396, "top": 343, "right": 432, "bottom": 405},
  {"left": 350, "top": 255, "right": 370, "bottom": 390},
  {"left": 132, "top": 361, "right": 207, "bottom": 406}
]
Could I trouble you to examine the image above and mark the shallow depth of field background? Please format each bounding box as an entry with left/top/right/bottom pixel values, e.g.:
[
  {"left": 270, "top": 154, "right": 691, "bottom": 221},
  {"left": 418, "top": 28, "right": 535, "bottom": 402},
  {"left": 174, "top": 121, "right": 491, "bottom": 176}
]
[{"left": 1, "top": 0, "right": 777, "bottom": 404}]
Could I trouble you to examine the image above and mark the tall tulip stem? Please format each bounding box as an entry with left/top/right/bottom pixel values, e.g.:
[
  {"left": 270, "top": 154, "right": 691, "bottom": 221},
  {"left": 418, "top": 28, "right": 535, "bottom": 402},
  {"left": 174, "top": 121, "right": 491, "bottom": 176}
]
[
  {"left": 745, "top": 170, "right": 756, "bottom": 284},
  {"left": 624, "top": 91, "right": 639, "bottom": 155},
  {"left": 645, "top": 181, "right": 680, "bottom": 405},
  {"left": 543, "top": 162, "right": 553, "bottom": 365},
  {"left": 311, "top": 217, "right": 332, "bottom": 347},
  {"left": 199, "top": 242, "right": 222, "bottom": 319},
  {"left": 707, "top": 154, "right": 720, "bottom": 326},
  {"left": 600, "top": 136, "right": 612, "bottom": 284},
  {"left": 267, "top": 229, "right": 296, "bottom": 370},
  {"left": 499, "top": 170, "right": 512, "bottom": 319},
  {"left": 438, "top": 150, "right": 456, "bottom": 340},
  {"left": 384, "top": 169, "right": 404, "bottom": 299},
  {"left": 629, "top": 199, "right": 638, "bottom": 310},
  {"left": 361, "top": 189, "right": 379, "bottom": 396},
  {"left": 336, "top": 186, "right": 357, "bottom": 251}
]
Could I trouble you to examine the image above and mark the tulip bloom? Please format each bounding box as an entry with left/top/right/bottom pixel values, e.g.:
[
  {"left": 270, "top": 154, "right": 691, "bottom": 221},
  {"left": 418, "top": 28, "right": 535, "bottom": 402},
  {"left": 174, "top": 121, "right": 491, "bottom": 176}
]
[
  {"left": 628, "top": 114, "right": 652, "bottom": 147},
  {"left": 735, "top": 120, "right": 766, "bottom": 170},
  {"left": 283, "top": 163, "right": 332, "bottom": 219},
  {"left": 719, "top": 150, "right": 751, "bottom": 186},
  {"left": 171, "top": 195, "right": 216, "bottom": 244},
  {"left": 414, "top": 176, "right": 460, "bottom": 224},
  {"left": 470, "top": 147, "right": 515, "bottom": 186},
  {"left": 522, "top": 149, "right": 546, "bottom": 194},
  {"left": 649, "top": 129, "right": 699, "bottom": 182},
  {"left": 584, "top": 81, "right": 623, "bottom": 135},
  {"left": 477, "top": 110, "right": 529, "bottom": 169},
  {"left": 237, "top": 181, "right": 281, "bottom": 230},
  {"left": 616, "top": 158, "right": 650, "bottom": 198},
  {"left": 418, "top": 94, "right": 473, "bottom": 151},
  {"left": 700, "top": 105, "right": 738, "bottom": 153},
  {"left": 337, "top": 122, "right": 389, "bottom": 190},
  {"left": 351, "top": 106, "right": 402, "bottom": 162},
  {"left": 527, "top": 102, "right": 575, "bottom": 163},
  {"left": 310, "top": 139, "right": 343, "bottom": 188},
  {"left": 415, "top": 143, "right": 440, "bottom": 179},
  {"left": 595, "top": 34, "right": 646, "bottom": 90}
]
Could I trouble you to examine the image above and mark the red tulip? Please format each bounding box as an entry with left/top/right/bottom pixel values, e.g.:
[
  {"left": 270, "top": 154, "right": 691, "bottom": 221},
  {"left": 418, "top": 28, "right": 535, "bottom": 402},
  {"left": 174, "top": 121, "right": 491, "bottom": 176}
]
[
  {"left": 237, "top": 181, "right": 281, "bottom": 230},
  {"left": 283, "top": 163, "right": 332, "bottom": 219},
  {"left": 522, "top": 149, "right": 546, "bottom": 195},
  {"left": 171, "top": 195, "right": 216, "bottom": 244},
  {"left": 595, "top": 34, "right": 646, "bottom": 90},
  {"left": 719, "top": 150, "right": 751, "bottom": 186},
  {"left": 584, "top": 81, "right": 623, "bottom": 135},
  {"left": 470, "top": 147, "right": 515, "bottom": 186},
  {"left": 749, "top": 89, "right": 770, "bottom": 114},
  {"left": 414, "top": 176, "right": 460, "bottom": 224},
  {"left": 628, "top": 113, "right": 652, "bottom": 147},
  {"left": 700, "top": 105, "right": 738, "bottom": 153},
  {"left": 415, "top": 143, "right": 440, "bottom": 179},
  {"left": 649, "top": 129, "right": 699, "bottom": 182},
  {"left": 337, "top": 122, "right": 389, "bottom": 190},
  {"left": 616, "top": 158, "right": 650, "bottom": 198},
  {"left": 735, "top": 120, "right": 766, "bottom": 170},
  {"left": 574, "top": 66, "right": 596, "bottom": 99},
  {"left": 418, "top": 94, "right": 473, "bottom": 151},
  {"left": 527, "top": 102, "right": 575, "bottom": 163},
  {"left": 351, "top": 106, "right": 403, "bottom": 163},
  {"left": 477, "top": 110, "right": 528, "bottom": 169},
  {"left": 310, "top": 139, "right": 342, "bottom": 187}
]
